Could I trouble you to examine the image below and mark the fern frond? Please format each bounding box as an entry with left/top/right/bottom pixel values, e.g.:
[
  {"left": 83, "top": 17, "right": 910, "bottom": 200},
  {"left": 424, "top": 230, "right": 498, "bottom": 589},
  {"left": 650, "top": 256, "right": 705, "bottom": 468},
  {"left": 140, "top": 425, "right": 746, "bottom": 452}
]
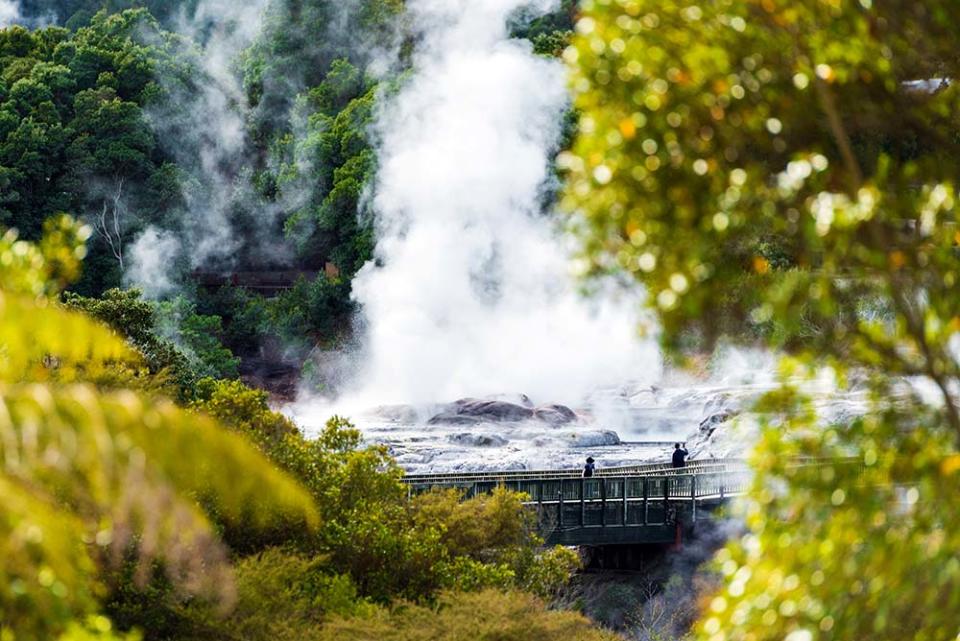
[
  {"left": 0, "top": 383, "right": 320, "bottom": 638},
  {"left": 0, "top": 474, "right": 99, "bottom": 640}
]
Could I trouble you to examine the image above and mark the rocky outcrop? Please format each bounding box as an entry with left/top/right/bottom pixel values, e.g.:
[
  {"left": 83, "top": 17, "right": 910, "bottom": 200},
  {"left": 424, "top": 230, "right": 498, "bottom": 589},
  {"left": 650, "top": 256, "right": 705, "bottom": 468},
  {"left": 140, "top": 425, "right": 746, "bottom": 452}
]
[
  {"left": 697, "top": 409, "right": 738, "bottom": 441},
  {"left": 427, "top": 413, "right": 485, "bottom": 426},
  {"left": 485, "top": 393, "right": 535, "bottom": 408},
  {"left": 427, "top": 397, "right": 578, "bottom": 426}
]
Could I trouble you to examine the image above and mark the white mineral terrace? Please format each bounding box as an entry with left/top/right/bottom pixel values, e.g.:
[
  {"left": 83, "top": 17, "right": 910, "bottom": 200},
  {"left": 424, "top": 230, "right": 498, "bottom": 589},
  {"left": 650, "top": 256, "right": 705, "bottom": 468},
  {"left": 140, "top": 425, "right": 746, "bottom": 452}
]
[{"left": 289, "top": 379, "right": 870, "bottom": 474}]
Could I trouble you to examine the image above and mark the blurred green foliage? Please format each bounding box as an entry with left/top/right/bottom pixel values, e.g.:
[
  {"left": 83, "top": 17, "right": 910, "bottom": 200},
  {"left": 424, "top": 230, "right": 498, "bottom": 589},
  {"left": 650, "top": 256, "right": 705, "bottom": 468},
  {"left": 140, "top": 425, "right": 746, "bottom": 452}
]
[
  {"left": 0, "top": 217, "right": 318, "bottom": 641},
  {"left": 567, "top": 0, "right": 960, "bottom": 639},
  {"left": 318, "top": 589, "right": 619, "bottom": 641}
]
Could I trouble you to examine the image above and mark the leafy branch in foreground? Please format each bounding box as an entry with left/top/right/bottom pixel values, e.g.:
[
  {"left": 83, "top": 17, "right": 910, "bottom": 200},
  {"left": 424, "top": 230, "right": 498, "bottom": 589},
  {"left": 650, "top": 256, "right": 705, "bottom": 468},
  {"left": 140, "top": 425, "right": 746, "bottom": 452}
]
[{"left": 566, "top": 0, "right": 960, "bottom": 639}]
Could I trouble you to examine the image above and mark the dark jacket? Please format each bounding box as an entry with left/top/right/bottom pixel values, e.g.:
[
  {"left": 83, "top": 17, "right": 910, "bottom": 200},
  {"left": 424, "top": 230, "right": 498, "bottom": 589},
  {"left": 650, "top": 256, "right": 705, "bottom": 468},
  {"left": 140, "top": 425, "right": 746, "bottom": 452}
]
[
  {"left": 583, "top": 462, "right": 595, "bottom": 478},
  {"left": 672, "top": 448, "right": 688, "bottom": 468}
]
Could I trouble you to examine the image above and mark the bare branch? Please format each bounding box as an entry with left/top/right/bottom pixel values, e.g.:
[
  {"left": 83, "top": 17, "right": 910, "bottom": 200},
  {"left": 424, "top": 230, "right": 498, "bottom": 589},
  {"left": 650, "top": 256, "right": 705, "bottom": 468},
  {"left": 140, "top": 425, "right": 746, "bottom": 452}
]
[{"left": 92, "top": 177, "right": 126, "bottom": 271}]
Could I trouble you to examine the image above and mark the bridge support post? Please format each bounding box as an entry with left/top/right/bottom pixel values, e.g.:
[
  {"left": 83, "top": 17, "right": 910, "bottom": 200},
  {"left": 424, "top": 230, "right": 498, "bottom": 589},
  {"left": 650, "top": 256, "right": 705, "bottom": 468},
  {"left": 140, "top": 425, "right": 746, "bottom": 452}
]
[
  {"left": 691, "top": 475, "right": 697, "bottom": 524},
  {"left": 580, "top": 479, "right": 585, "bottom": 527},
  {"left": 664, "top": 476, "right": 670, "bottom": 525},
  {"left": 537, "top": 481, "right": 543, "bottom": 524},
  {"left": 642, "top": 477, "right": 648, "bottom": 525},
  {"left": 622, "top": 477, "right": 627, "bottom": 526},
  {"left": 600, "top": 479, "right": 607, "bottom": 527},
  {"left": 558, "top": 491, "right": 564, "bottom": 528}
]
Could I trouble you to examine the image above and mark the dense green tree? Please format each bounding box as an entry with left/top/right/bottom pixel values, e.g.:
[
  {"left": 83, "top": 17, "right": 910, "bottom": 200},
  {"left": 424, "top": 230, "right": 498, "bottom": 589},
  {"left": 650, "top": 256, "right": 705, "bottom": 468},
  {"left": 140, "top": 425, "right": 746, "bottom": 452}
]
[
  {"left": 0, "top": 11, "right": 194, "bottom": 293},
  {"left": 18, "top": 0, "right": 198, "bottom": 29},
  {"left": 510, "top": 0, "right": 577, "bottom": 56},
  {"left": 241, "top": 0, "right": 401, "bottom": 135},
  {"left": 62, "top": 288, "right": 199, "bottom": 398},
  {"left": 155, "top": 296, "right": 241, "bottom": 379},
  {"left": 317, "top": 589, "right": 618, "bottom": 641},
  {"left": 171, "top": 548, "right": 371, "bottom": 641},
  {"left": 566, "top": 0, "right": 960, "bottom": 639},
  {"left": 257, "top": 56, "right": 382, "bottom": 327}
]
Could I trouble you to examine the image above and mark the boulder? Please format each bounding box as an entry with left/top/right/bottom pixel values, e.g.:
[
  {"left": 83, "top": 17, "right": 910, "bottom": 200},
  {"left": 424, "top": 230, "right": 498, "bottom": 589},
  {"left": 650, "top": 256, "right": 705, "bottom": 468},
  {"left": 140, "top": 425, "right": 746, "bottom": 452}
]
[
  {"left": 427, "top": 413, "right": 482, "bottom": 426},
  {"left": 454, "top": 398, "right": 535, "bottom": 421},
  {"left": 426, "top": 397, "right": 578, "bottom": 426},
  {"left": 427, "top": 398, "right": 534, "bottom": 425},
  {"left": 485, "top": 393, "right": 535, "bottom": 408},
  {"left": 568, "top": 430, "right": 621, "bottom": 447}
]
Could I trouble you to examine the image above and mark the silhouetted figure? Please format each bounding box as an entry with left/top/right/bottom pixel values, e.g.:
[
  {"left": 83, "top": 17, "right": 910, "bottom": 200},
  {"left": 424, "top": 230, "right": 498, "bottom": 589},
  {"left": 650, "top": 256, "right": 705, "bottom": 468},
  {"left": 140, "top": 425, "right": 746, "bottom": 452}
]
[
  {"left": 672, "top": 443, "right": 688, "bottom": 468},
  {"left": 583, "top": 456, "right": 595, "bottom": 478}
]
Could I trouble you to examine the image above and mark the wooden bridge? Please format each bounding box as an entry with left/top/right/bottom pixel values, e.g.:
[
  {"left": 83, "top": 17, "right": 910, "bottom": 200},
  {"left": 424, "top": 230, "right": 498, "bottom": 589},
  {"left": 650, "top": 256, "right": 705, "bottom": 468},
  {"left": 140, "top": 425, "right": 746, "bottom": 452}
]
[
  {"left": 404, "top": 459, "right": 752, "bottom": 546},
  {"left": 191, "top": 267, "right": 338, "bottom": 296}
]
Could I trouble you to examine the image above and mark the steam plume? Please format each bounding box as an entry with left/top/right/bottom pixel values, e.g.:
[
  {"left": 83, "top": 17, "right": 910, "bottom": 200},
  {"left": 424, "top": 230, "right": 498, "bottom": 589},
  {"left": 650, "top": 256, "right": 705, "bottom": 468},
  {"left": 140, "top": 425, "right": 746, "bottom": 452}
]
[
  {"left": 127, "top": 228, "right": 181, "bottom": 299},
  {"left": 0, "top": 0, "right": 21, "bottom": 27},
  {"left": 337, "top": 0, "right": 659, "bottom": 407}
]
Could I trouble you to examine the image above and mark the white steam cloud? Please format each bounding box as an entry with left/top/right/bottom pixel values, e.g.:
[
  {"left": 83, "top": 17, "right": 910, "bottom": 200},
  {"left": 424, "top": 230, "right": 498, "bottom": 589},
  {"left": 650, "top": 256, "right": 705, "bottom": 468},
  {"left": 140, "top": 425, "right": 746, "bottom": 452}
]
[
  {"left": 129, "top": 0, "right": 273, "bottom": 296},
  {"left": 171, "top": 0, "right": 269, "bottom": 264},
  {"left": 0, "top": 0, "right": 21, "bottom": 27},
  {"left": 333, "top": 0, "right": 659, "bottom": 407},
  {"left": 125, "top": 228, "right": 182, "bottom": 299}
]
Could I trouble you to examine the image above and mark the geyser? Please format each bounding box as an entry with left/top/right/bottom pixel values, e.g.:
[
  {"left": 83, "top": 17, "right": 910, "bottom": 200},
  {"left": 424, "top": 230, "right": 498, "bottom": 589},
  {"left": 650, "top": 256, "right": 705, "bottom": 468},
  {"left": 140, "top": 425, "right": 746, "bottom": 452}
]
[{"left": 330, "top": 0, "right": 660, "bottom": 408}]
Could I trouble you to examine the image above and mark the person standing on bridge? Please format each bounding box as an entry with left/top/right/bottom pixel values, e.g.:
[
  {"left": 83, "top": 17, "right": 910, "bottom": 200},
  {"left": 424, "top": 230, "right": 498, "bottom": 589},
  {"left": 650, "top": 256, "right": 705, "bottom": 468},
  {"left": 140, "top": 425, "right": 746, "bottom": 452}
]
[
  {"left": 672, "top": 443, "right": 688, "bottom": 468},
  {"left": 583, "top": 457, "right": 595, "bottom": 478}
]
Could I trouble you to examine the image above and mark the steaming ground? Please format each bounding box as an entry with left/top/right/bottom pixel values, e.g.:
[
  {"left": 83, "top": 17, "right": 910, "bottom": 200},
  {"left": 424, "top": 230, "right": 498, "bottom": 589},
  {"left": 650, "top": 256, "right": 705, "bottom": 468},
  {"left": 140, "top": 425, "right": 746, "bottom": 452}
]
[
  {"left": 289, "top": 380, "right": 766, "bottom": 473},
  {"left": 289, "top": 349, "right": 872, "bottom": 473}
]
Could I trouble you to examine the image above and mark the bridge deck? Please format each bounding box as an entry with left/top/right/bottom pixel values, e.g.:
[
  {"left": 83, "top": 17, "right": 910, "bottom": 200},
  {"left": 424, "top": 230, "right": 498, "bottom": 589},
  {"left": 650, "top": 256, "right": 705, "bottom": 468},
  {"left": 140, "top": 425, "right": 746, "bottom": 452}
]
[{"left": 404, "top": 458, "right": 860, "bottom": 546}]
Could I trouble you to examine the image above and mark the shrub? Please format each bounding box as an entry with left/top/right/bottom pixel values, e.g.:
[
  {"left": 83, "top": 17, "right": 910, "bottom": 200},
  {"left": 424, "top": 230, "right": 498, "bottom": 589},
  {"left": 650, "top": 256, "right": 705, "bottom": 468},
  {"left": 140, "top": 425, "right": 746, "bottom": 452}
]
[{"left": 318, "top": 589, "right": 620, "bottom": 641}]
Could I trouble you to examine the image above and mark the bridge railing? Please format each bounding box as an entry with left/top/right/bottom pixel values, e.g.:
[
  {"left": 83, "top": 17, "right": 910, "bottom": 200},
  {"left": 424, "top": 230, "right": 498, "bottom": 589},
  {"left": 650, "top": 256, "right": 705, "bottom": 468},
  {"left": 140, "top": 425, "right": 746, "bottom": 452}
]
[
  {"left": 525, "top": 469, "right": 752, "bottom": 535},
  {"left": 401, "top": 457, "right": 750, "bottom": 488}
]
